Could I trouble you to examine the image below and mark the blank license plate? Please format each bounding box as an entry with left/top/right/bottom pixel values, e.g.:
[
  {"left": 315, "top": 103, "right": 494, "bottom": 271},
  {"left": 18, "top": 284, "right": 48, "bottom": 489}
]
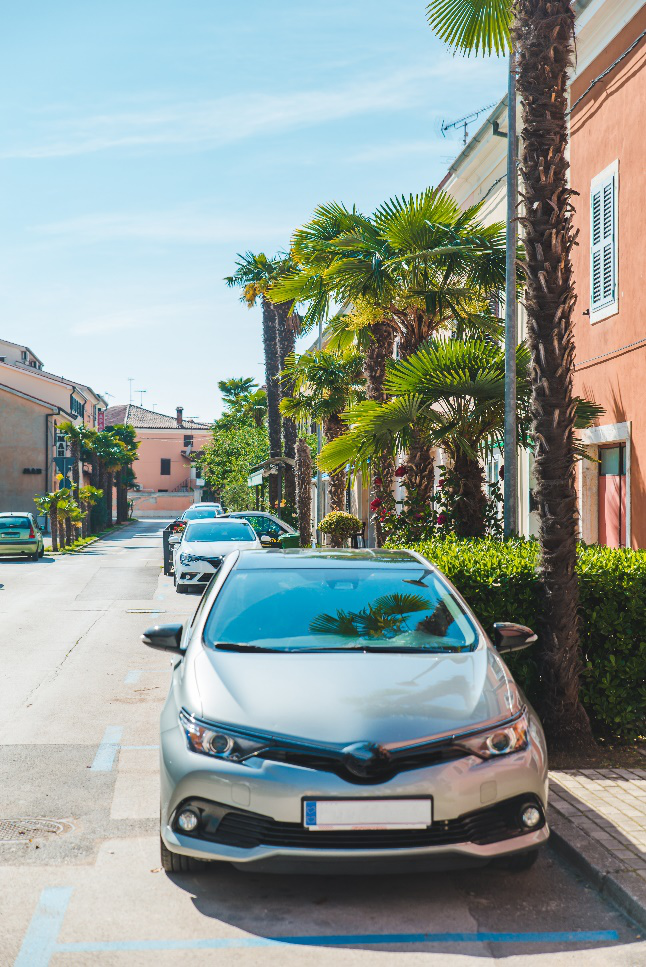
[{"left": 303, "top": 799, "right": 432, "bottom": 831}]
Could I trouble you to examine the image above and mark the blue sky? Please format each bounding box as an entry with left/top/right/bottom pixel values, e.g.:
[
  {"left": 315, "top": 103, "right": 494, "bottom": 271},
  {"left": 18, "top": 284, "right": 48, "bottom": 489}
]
[{"left": 1, "top": 0, "right": 507, "bottom": 421}]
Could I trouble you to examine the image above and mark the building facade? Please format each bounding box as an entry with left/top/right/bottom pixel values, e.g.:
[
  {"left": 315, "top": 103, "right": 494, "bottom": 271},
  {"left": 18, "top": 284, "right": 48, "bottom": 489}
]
[
  {"left": 104, "top": 404, "right": 212, "bottom": 518},
  {"left": 442, "top": 0, "right": 645, "bottom": 547},
  {"left": 0, "top": 340, "right": 107, "bottom": 515}
]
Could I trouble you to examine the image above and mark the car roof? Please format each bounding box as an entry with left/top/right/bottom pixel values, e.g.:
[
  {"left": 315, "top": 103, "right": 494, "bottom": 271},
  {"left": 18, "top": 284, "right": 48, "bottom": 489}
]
[
  {"left": 0, "top": 512, "right": 34, "bottom": 517},
  {"left": 234, "top": 548, "right": 420, "bottom": 569},
  {"left": 185, "top": 517, "right": 253, "bottom": 527}
]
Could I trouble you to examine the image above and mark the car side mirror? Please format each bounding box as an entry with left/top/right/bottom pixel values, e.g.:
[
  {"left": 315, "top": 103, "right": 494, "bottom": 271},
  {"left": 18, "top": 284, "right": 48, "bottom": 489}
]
[
  {"left": 142, "top": 623, "right": 184, "bottom": 652},
  {"left": 259, "top": 534, "right": 275, "bottom": 547},
  {"left": 493, "top": 622, "right": 537, "bottom": 654},
  {"left": 168, "top": 534, "right": 181, "bottom": 545}
]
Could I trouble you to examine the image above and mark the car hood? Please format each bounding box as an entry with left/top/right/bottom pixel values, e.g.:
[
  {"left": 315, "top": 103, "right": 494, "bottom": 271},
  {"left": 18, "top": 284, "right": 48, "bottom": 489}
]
[
  {"left": 180, "top": 540, "right": 259, "bottom": 556},
  {"left": 191, "top": 646, "right": 521, "bottom": 745}
]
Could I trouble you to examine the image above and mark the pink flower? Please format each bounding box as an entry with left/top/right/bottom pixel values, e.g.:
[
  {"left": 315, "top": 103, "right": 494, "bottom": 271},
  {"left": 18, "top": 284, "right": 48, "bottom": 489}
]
[
  {"left": 437, "top": 513, "right": 447, "bottom": 526},
  {"left": 374, "top": 476, "right": 383, "bottom": 488},
  {"left": 394, "top": 465, "right": 408, "bottom": 478},
  {"left": 438, "top": 477, "right": 445, "bottom": 488},
  {"left": 370, "top": 498, "right": 382, "bottom": 511}
]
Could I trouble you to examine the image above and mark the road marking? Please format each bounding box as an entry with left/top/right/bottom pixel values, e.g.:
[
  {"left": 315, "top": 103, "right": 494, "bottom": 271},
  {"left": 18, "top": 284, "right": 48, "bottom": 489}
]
[
  {"left": 90, "top": 726, "right": 123, "bottom": 771},
  {"left": 121, "top": 744, "right": 160, "bottom": 750},
  {"left": 124, "top": 670, "right": 141, "bottom": 684},
  {"left": 53, "top": 930, "right": 621, "bottom": 952},
  {"left": 14, "top": 886, "right": 72, "bottom": 967},
  {"left": 15, "top": 889, "right": 622, "bottom": 964}
]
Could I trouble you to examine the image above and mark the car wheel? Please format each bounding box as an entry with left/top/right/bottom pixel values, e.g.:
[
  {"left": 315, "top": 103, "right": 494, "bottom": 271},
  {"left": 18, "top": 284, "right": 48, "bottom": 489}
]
[
  {"left": 30, "top": 552, "right": 39, "bottom": 562},
  {"left": 38, "top": 546, "right": 44, "bottom": 558},
  {"left": 495, "top": 848, "right": 539, "bottom": 872},
  {"left": 160, "top": 836, "right": 208, "bottom": 874}
]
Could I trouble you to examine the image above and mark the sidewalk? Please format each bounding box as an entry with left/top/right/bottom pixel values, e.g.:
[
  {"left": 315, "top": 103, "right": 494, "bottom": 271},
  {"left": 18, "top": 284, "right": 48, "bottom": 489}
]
[{"left": 549, "top": 766, "right": 646, "bottom": 928}]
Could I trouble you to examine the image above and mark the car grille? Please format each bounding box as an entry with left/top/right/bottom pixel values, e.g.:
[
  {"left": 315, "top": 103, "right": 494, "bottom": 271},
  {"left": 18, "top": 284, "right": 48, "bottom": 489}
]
[
  {"left": 258, "top": 746, "right": 470, "bottom": 784},
  {"left": 174, "top": 795, "right": 544, "bottom": 851}
]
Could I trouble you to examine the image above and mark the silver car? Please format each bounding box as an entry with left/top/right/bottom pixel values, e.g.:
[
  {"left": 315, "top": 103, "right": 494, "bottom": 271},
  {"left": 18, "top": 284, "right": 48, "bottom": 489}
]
[{"left": 143, "top": 549, "right": 548, "bottom": 874}]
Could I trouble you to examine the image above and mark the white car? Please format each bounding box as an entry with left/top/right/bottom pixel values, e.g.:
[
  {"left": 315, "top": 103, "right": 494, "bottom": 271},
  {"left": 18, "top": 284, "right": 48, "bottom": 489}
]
[{"left": 172, "top": 518, "right": 261, "bottom": 594}]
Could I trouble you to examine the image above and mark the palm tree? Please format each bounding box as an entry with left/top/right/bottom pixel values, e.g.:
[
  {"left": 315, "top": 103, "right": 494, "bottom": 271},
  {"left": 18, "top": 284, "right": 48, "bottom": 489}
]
[
  {"left": 319, "top": 338, "right": 602, "bottom": 537},
  {"left": 427, "top": 0, "right": 589, "bottom": 747},
  {"left": 217, "top": 378, "right": 267, "bottom": 428},
  {"left": 225, "top": 252, "right": 294, "bottom": 507},
  {"left": 34, "top": 490, "right": 63, "bottom": 551},
  {"left": 58, "top": 421, "right": 85, "bottom": 492},
  {"left": 272, "top": 192, "right": 506, "bottom": 514},
  {"left": 295, "top": 436, "right": 313, "bottom": 547},
  {"left": 92, "top": 432, "right": 126, "bottom": 527},
  {"left": 78, "top": 485, "right": 103, "bottom": 538},
  {"left": 107, "top": 424, "right": 139, "bottom": 524},
  {"left": 280, "top": 350, "right": 365, "bottom": 516}
]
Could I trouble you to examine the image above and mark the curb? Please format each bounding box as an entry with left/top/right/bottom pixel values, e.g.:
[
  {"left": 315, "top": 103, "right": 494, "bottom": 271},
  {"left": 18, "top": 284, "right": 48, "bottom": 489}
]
[
  {"left": 46, "top": 521, "right": 135, "bottom": 555},
  {"left": 549, "top": 807, "right": 646, "bottom": 931}
]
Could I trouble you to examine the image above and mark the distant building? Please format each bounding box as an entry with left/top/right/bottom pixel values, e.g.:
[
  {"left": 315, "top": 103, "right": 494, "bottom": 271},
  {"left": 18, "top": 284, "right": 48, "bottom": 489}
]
[
  {"left": 0, "top": 340, "right": 107, "bottom": 515},
  {"left": 104, "top": 404, "right": 212, "bottom": 518}
]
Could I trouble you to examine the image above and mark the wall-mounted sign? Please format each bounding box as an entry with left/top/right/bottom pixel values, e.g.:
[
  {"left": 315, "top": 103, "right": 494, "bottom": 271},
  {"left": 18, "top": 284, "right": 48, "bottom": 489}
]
[
  {"left": 97, "top": 410, "right": 105, "bottom": 431},
  {"left": 22, "top": 467, "right": 43, "bottom": 475}
]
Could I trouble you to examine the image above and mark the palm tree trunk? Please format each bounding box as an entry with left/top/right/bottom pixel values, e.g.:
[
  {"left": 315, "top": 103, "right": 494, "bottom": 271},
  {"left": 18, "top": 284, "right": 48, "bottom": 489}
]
[
  {"left": 406, "top": 432, "right": 435, "bottom": 506},
  {"left": 71, "top": 439, "right": 80, "bottom": 492},
  {"left": 261, "top": 296, "right": 282, "bottom": 508},
  {"left": 295, "top": 437, "right": 313, "bottom": 547},
  {"left": 514, "top": 0, "right": 592, "bottom": 749},
  {"left": 106, "top": 472, "right": 114, "bottom": 526},
  {"left": 323, "top": 415, "right": 346, "bottom": 520},
  {"left": 58, "top": 516, "right": 66, "bottom": 549},
  {"left": 50, "top": 503, "right": 59, "bottom": 552},
  {"left": 366, "top": 320, "right": 396, "bottom": 547},
  {"left": 65, "top": 516, "right": 72, "bottom": 545},
  {"left": 115, "top": 470, "right": 124, "bottom": 524},
  {"left": 451, "top": 453, "right": 487, "bottom": 538},
  {"left": 276, "top": 303, "right": 298, "bottom": 508},
  {"left": 81, "top": 502, "right": 88, "bottom": 539}
]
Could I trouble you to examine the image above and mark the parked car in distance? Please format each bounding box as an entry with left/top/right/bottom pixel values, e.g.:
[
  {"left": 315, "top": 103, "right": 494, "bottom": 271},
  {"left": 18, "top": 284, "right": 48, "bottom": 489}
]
[
  {"left": 170, "top": 518, "right": 261, "bottom": 593},
  {"left": 222, "top": 511, "right": 295, "bottom": 545},
  {"left": 169, "top": 504, "right": 224, "bottom": 535},
  {"left": 0, "top": 513, "right": 45, "bottom": 560},
  {"left": 143, "top": 548, "right": 548, "bottom": 875}
]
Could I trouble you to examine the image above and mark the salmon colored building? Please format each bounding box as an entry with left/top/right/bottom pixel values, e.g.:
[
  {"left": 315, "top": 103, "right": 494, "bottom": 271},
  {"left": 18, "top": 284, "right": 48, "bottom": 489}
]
[
  {"left": 570, "top": 2, "right": 646, "bottom": 549},
  {"left": 104, "top": 404, "right": 212, "bottom": 518}
]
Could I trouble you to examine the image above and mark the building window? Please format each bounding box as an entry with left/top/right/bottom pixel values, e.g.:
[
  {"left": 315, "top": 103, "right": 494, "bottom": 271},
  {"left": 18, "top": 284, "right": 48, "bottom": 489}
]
[
  {"left": 69, "top": 395, "right": 85, "bottom": 418},
  {"left": 183, "top": 435, "right": 194, "bottom": 448},
  {"left": 590, "top": 162, "right": 618, "bottom": 321},
  {"left": 21, "top": 350, "right": 27, "bottom": 361},
  {"left": 160, "top": 458, "right": 171, "bottom": 476}
]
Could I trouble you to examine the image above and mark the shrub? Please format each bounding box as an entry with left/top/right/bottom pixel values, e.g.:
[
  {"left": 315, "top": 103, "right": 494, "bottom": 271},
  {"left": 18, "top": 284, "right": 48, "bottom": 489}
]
[
  {"left": 319, "top": 511, "right": 363, "bottom": 547},
  {"left": 386, "top": 534, "right": 646, "bottom": 742}
]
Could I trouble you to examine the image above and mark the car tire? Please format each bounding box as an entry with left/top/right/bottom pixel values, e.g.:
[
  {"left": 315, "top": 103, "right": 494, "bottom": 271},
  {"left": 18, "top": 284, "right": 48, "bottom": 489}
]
[
  {"left": 30, "top": 552, "right": 39, "bottom": 562},
  {"left": 495, "top": 848, "right": 539, "bottom": 872},
  {"left": 160, "top": 836, "right": 208, "bottom": 874},
  {"left": 38, "top": 546, "right": 44, "bottom": 558}
]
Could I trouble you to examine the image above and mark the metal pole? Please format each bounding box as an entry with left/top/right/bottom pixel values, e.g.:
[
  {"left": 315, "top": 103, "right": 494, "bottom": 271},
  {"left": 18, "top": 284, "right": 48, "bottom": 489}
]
[
  {"left": 315, "top": 315, "right": 324, "bottom": 544},
  {"left": 504, "top": 51, "right": 518, "bottom": 538}
]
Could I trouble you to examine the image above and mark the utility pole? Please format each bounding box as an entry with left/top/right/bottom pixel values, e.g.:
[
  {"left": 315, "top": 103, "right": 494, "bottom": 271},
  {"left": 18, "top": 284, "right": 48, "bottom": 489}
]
[{"left": 504, "top": 51, "right": 518, "bottom": 538}]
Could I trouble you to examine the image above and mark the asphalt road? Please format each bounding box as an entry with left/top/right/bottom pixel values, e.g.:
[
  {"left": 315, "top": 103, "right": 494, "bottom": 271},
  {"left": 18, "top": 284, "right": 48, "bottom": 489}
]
[{"left": 0, "top": 520, "right": 644, "bottom": 966}]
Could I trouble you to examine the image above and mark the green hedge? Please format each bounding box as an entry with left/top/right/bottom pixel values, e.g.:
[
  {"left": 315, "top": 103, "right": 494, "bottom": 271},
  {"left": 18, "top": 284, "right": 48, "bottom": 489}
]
[{"left": 388, "top": 535, "right": 646, "bottom": 742}]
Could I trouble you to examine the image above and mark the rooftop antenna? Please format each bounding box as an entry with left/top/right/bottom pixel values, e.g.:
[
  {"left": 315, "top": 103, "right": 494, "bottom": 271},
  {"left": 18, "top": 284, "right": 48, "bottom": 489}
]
[
  {"left": 128, "top": 377, "right": 134, "bottom": 404},
  {"left": 136, "top": 389, "right": 147, "bottom": 407},
  {"left": 441, "top": 101, "right": 497, "bottom": 146},
  {"left": 103, "top": 390, "right": 114, "bottom": 399}
]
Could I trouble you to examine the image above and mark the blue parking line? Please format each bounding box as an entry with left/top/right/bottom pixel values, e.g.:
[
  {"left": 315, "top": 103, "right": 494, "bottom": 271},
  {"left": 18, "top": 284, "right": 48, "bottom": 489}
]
[
  {"left": 121, "top": 744, "right": 160, "bottom": 750},
  {"left": 14, "top": 887, "right": 72, "bottom": 967},
  {"left": 15, "top": 888, "right": 621, "bottom": 965},
  {"left": 90, "top": 726, "right": 123, "bottom": 771},
  {"left": 124, "top": 670, "right": 142, "bottom": 684},
  {"left": 53, "top": 930, "right": 619, "bottom": 952}
]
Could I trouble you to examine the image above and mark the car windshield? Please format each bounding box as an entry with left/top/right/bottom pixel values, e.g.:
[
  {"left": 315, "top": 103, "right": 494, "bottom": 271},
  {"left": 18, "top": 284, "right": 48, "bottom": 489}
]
[
  {"left": 203, "top": 566, "right": 478, "bottom": 653},
  {"left": 0, "top": 518, "right": 31, "bottom": 530},
  {"left": 184, "top": 522, "right": 256, "bottom": 543},
  {"left": 183, "top": 508, "right": 219, "bottom": 520}
]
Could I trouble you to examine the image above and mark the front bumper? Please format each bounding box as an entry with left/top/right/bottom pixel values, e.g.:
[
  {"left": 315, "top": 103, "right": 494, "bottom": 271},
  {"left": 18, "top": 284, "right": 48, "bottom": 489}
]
[
  {"left": 160, "top": 719, "right": 549, "bottom": 870},
  {"left": 176, "top": 562, "right": 220, "bottom": 588}
]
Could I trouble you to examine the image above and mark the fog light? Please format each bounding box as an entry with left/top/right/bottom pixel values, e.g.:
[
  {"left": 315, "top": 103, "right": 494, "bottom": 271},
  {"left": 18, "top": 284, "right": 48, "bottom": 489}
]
[
  {"left": 177, "top": 809, "right": 199, "bottom": 832},
  {"left": 521, "top": 805, "right": 542, "bottom": 829}
]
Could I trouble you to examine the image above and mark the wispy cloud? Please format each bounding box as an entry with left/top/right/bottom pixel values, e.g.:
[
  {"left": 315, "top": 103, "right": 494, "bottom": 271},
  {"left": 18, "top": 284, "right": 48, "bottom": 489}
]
[
  {"left": 4, "top": 59, "right": 502, "bottom": 159},
  {"left": 71, "top": 301, "right": 210, "bottom": 335},
  {"left": 32, "top": 210, "right": 295, "bottom": 245}
]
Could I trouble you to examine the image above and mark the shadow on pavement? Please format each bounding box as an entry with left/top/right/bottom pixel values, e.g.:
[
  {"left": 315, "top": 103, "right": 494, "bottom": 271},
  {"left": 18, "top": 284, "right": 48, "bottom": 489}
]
[{"left": 167, "top": 849, "right": 640, "bottom": 955}]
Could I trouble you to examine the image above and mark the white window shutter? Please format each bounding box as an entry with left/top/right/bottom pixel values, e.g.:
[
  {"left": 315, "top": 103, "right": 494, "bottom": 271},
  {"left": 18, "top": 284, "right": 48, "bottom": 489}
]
[{"left": 590, "top": 172, "right": 616, "bottom": 312}]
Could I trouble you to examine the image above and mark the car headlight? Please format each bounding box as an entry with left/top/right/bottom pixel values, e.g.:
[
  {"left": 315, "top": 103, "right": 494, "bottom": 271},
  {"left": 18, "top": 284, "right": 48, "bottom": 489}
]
[
  {"left": 455, "top": 710, "right": 529, "bottom": 759},
  {"left": 179, "top": 552, "right": 199, "bottom": 565},
  {"left": 179, "top": 709, "right": 269, "bottom": 762}
]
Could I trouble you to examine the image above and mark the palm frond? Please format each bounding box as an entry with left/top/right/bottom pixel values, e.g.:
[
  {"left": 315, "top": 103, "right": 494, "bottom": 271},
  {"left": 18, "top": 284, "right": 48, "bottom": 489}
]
[{"left": 426, "top": 0, "right": 511, "bottom": 56}]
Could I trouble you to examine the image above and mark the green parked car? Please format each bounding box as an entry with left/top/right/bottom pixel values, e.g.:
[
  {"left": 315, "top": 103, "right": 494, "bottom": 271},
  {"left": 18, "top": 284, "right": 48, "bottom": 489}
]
[{"left": 0, "top": 513, "right": 45, "bottom": 560}]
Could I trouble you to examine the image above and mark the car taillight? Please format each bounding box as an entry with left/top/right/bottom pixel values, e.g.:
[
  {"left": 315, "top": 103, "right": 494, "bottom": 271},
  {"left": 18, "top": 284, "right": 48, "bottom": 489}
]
[{"left": 28, "top": 526, "right": 35, "bottom": 538}]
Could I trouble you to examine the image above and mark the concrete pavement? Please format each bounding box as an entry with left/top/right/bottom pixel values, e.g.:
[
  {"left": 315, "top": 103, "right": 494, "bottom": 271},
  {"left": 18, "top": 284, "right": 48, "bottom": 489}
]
[{"left": 0, "top": 521, "right": 644, "bottom": 966}]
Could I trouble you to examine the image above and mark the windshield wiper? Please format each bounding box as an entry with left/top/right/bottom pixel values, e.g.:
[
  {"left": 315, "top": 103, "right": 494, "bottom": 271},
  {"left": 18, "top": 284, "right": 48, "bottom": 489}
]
[{"left": 213, "top": 642, "right": 279, "bottom": 652}]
